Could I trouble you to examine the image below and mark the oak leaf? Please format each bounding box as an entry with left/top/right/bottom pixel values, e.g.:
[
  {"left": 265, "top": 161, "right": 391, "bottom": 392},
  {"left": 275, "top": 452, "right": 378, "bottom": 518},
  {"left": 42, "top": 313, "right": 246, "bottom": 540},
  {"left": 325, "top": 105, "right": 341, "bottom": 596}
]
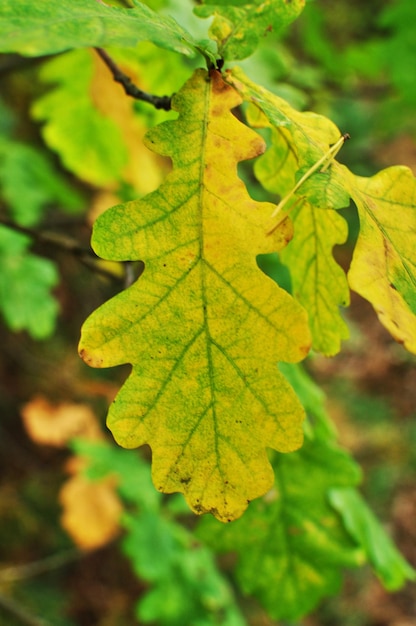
[
  {"left": 234, "top": 69, "right": 350, "bottom": 355},
  {"left": 346, "top": 165, "right": 416, "bottom": 353},
  {"left": 79, "top": 69, "right": 311, "bottom": 522}
]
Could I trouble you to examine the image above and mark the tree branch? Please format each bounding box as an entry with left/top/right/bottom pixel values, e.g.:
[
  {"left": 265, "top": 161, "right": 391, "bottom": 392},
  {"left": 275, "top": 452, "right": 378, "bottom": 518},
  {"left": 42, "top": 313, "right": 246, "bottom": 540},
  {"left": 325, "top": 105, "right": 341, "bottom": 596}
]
[
  {"left": 0, "top": 217, "right": 121, "bottom": 282},
  {"left": 95, "top": 47, "right": 172, "bottom": 110},
  {"left": 0, "top": 592, "right": 49, "bottom": 626}
]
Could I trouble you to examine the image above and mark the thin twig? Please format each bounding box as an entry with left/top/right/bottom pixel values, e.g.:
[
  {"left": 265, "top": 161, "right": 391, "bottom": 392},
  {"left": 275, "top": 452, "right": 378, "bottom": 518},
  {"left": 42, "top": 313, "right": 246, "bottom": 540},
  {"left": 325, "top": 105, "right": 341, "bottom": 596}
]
[
  {"left": 0, "top": 593, "right": 49, "bottom": 626},
  {"left": 0, "top": 216, "right": 121, "bottom": 281},
  {"left": 0, "top": 549, "right": 82, "bottom": 583},
  {"left": 95, "top": 47, "right": 172, "bottom": 110}
]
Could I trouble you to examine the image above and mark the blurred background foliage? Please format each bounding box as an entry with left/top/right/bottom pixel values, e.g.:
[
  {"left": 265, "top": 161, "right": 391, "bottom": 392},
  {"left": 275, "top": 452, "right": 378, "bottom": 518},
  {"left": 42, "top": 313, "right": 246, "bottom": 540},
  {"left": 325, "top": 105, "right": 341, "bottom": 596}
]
[{"left": 0, "top": 0, "right": 415, "bottom": 624}]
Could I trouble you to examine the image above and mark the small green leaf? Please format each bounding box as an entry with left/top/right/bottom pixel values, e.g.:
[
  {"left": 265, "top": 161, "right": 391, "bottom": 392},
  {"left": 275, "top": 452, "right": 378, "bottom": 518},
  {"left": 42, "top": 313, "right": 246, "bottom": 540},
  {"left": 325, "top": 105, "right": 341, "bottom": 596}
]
[
  {"left": 0, "top": 0, "right": 214, "bottom": 61},
  {"left": 0, "top": 138, "right": 83, "bottom": 226},
  {"left": 0, "top": 227, "right": 59, "bottom": 339},
  {"left": 195, "top": 0, "right": 305, "bottom": 61},
  {"left": 329, "top": 487, "right": 416, "bottom": 591},
  {"left": 32, "top": 50, "right": 128, "bottom": 187}
]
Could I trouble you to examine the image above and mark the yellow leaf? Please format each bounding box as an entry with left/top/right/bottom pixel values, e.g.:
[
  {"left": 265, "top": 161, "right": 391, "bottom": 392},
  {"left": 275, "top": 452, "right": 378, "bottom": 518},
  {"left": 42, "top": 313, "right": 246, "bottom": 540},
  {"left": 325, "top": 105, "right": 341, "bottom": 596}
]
[
  {"left": 79, "top": 69, "right": 311, "bottom": 522},
  {"left": 60, "top": 473, "right": 122, "bottom": 549},
  {"left": 90, "top": 51, "right": 167, "bottom": 195},
  {"left": 346, "top": 165, "right": 416, "bottom": 353},
  {"left": 21, "top": 396, "right": 103, "bottom": 447}
]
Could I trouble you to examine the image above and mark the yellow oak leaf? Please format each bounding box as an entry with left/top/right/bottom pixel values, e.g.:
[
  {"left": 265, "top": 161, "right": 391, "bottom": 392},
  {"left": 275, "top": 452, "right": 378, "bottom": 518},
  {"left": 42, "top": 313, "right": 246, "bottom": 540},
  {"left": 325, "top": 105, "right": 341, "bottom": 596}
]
[
  {"left": 346, "top": 165, "right": 416, "bottom": 353},
  {"left": 79, "top": 69, "right": 311, "bottom": 522}
]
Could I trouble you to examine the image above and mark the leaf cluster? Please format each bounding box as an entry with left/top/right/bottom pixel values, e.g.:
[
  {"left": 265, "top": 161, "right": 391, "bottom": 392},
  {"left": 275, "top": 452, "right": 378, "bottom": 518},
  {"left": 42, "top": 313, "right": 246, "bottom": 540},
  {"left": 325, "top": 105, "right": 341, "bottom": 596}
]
[{"left": 1, "top": 0, "right": 415, "bottom": 622}]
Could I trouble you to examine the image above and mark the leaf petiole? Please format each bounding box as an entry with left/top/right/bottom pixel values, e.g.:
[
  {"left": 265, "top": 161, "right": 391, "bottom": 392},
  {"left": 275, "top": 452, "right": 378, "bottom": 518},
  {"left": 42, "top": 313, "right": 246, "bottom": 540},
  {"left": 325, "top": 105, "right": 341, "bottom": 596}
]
[{"left": 270, "top": 133, "right": 350, "bottom": 220}]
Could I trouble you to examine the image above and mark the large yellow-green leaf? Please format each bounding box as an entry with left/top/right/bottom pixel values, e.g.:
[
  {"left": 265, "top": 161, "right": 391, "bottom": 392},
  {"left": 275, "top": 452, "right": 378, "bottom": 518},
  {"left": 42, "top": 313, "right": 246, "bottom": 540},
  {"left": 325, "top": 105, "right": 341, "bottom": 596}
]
[
  {"left": 79, "top": 69, "right": 311, "bottom": 522},
  {"left": 346, "top": 165, "right": 416, "bottom": 353},
  {"left": 235, "top": 71, "right": 350, "bottom": 355}
]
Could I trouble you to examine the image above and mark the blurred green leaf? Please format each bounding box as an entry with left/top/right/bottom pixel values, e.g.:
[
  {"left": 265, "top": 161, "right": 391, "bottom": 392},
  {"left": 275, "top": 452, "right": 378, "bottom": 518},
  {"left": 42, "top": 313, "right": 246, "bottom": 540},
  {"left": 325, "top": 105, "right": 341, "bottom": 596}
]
[
  {"left": 32, "top": 50, "right": 129, "bottom": 187},
  {"left": 0, "top": 0, "right": 215, "bottom": 61},
  {"left": 330, "top": 487, "right": 416, "bottom": 590},
  {"left": 0, "top": 138, "right": 84, "bottom": 226},
  {"left": 0, "top": 227, "right": 59, "bottom": 338}
]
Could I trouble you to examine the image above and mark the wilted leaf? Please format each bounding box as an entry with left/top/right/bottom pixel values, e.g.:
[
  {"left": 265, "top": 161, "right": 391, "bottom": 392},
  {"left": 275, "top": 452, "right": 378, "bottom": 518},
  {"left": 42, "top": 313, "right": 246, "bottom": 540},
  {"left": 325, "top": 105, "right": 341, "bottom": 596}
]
[
  {"left": 21, "top": 396, "right": 103, "bottom": 446},
  {"left": 79, "top": 69, "right": 311, "bottom": 522},
  {"left": 0, "top": 227, "right": 59, "bottom": 339},
  {"left": 194, "top": 0, "right": 305, "bottom": 61},
  {"left": 198, "top": 437, "right": 364, "bottom": 621},
  {"left": 346, "top": 165, "right": 416, "bottom": 353},
  {"left": 0, "top": 0, "right": 215, "bottom": 61},
  {"left": 229, "top": 66, "right": 342, "bottom": 162}
]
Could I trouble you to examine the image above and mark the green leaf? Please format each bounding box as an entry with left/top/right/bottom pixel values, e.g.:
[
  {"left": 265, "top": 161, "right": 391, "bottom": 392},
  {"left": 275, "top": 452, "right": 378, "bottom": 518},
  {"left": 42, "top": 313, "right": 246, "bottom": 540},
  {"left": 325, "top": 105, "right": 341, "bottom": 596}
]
[
  {"left": 0, "top": 138, "right": 83, "bottom": 226},
  {"left": 0, "top": 0, "right": 214, "bottom": 61},
  {"left": 329, "top": 487, "right": 416, "bottom": 591},
  {"left": 279, "top": 203, "right": 350, "bottom": 355},
  {"left": 278, "top": 362, "right": 338, "bottom": 442},
  {"left": 194, "top": 0, "right": 305, "bottom": 61},
  {"left": 79, "top": 69, "right": 311, "bottom": 522},
  {"left": 229, "top": 66, "right": 341, "bottom": 164},
  {"left": 124, "top": 511, "right": 246, "bottom": 626},
  {"left": 32, "top": 50, "right": 129, "bottom": 187},
  {"left": 0, "top": 227, "right": 59, "bottom": 339},
  {"left": 346, "top": 165, "right": 416, "bottom": 354},
  {"left": 198, "top": 437, "right": 364, "bottom": 621}
]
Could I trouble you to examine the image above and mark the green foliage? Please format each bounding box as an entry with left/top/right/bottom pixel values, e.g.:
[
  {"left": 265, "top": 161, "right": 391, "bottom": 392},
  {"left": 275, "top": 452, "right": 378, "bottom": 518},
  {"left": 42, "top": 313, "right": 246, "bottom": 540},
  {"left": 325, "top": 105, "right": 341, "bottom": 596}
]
[
  {"left": 0, "top": 228, "right": 59, "bottom": 338},
  {"left": 0, "top": 0, "right": 216, "bottom": 61},
  {"left": 0, "top": 138, "right": 83, "bottom": 226},
  {"left": 1, "top": 0, "right": 415, "bottom": 622},
  {"left": 73, "top": 439, "right": 246, "bottom": 625},
  {"left": 32, "top": 49, "right": 129, "bottom": 187},
  {"left": 194, "top": 0, "right": 305, "bottom": 61}
]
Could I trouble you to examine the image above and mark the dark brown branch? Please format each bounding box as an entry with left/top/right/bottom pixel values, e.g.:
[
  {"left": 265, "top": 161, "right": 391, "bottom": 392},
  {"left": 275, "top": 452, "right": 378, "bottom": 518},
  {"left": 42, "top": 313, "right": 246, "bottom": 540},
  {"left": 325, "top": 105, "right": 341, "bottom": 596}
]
[
  {"left": 95, "top": 47, "right": 172, "bottom": 110},
  {"left": 0, "top": 217, "right": 121, "bottom": 282}
]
